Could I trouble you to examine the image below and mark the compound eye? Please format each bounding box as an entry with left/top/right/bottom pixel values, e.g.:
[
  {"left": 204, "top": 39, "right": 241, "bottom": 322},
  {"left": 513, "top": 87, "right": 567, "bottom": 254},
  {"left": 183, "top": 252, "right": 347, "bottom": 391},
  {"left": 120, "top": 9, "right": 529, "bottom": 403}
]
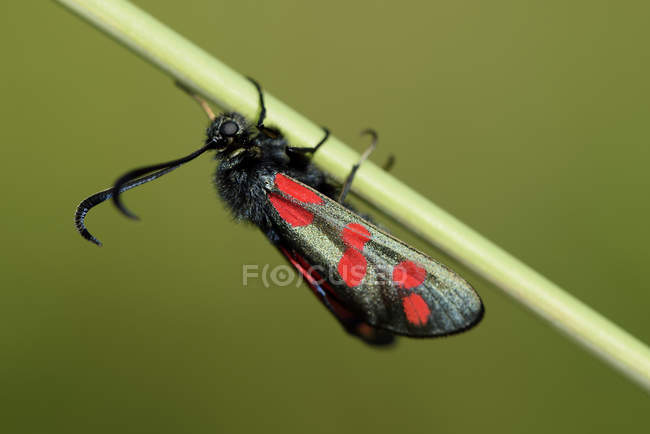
[{"left": 219, "top": 121, "right": 238, "bottom": 137}]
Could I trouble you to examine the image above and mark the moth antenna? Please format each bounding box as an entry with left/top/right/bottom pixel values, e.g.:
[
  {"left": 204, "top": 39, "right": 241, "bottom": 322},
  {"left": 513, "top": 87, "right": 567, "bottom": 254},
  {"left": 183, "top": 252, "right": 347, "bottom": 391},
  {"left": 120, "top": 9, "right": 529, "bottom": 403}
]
[
  {"left": 74, "top": 165, "right": 181, "bottom": 246},
  {"left": 112, "top": 143, "right": 214, "bottom": 220},
  {"left": 175, "top": 81, "right": 216, "bottom": 121}
]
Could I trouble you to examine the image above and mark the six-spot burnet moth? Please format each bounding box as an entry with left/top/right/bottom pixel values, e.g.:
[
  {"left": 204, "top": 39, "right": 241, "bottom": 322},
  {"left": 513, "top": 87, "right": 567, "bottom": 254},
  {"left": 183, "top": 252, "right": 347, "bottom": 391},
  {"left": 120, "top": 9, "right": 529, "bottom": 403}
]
[{"left": 74, "top": 79, "right": 484, "bottom": 346}]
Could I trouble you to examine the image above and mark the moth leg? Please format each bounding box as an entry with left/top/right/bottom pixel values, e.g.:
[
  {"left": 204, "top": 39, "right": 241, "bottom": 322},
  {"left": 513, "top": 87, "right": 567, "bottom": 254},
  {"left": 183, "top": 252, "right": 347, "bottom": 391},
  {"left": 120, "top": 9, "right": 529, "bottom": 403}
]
[
  {"left": 248, "top": 76, "right": 329, "bottom": 154},
  {"left": 247, "top": 77, "right": 297, "bottom": 140},
  {"left": 286, "top": 127, "right": 330, "bottom": 155},
  {"left": 338, "top": 129, "right": 378, "bottom": 203}
]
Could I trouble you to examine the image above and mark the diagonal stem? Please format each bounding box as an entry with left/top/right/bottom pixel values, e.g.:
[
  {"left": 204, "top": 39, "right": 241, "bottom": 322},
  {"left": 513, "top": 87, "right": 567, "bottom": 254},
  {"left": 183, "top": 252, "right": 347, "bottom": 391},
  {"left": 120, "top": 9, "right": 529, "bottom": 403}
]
[{"left": 55, "top": 0, "right": 650, "bottom": 391}]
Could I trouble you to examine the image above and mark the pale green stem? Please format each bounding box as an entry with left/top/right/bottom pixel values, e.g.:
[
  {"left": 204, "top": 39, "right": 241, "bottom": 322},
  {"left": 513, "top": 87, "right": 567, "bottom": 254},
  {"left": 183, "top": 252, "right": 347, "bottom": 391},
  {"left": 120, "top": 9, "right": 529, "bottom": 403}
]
[{"left": 55, "top": 0, "right": 650, "bottom": 390}]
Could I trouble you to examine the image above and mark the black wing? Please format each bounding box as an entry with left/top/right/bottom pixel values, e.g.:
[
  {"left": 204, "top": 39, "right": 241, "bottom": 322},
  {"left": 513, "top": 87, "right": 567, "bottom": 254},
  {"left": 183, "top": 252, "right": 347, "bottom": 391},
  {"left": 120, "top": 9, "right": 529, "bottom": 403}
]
[{"left": 265, "top": 173, "right": 484, "bottom": 338}]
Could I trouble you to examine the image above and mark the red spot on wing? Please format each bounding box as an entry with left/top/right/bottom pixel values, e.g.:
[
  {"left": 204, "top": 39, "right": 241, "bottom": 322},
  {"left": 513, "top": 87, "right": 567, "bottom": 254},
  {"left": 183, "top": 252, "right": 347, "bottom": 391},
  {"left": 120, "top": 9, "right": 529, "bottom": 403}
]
[
  {"left": 393, "top": 260, "right": 427, "bottom": 289},
  {"left": 269, "top": 193, "right": 314, "bottom": 227},
  {"left": 337, "top": 223, "right": 371, "bottom": 287},
  {"left": 275, "top": 173, "right": 323, "bottom": 204},
  {"left": 338, "top": 248, "right": 367, "bottom": 287},
  {"left": 402, "top": 293, "right": 430, "bottom": 326},
  {"left": 342, "top": 223, "right": 371, "bottom": 249}
]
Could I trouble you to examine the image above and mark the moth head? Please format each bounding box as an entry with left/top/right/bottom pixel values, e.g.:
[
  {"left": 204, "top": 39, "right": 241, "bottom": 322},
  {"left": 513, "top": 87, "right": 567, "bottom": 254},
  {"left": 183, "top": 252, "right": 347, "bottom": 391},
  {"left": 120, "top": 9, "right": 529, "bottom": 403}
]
[{"left": 207, "top": 112, "right": 250, "bottom": 151}]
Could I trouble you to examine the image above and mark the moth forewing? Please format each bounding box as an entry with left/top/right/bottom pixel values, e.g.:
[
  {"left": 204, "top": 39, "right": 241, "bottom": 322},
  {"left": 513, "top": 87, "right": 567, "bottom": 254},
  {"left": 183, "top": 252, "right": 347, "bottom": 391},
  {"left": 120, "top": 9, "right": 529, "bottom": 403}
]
[{"left": 265, "top": 173, "right": 483, "bottom": 337}]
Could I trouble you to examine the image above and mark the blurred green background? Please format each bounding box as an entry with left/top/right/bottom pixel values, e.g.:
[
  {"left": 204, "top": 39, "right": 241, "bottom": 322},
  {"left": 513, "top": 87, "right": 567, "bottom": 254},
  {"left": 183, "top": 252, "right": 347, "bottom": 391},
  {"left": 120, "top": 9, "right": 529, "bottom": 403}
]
[{"left": 1, "top": 0, "right": 648, "bottom": 432}]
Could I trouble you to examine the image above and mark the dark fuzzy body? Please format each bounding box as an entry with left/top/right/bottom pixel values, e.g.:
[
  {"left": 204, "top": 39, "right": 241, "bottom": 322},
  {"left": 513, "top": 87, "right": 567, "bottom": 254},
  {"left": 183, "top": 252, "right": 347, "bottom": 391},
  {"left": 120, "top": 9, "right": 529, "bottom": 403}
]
[{"left": 211, "top": 114, "right": 336, "bottom": 242}]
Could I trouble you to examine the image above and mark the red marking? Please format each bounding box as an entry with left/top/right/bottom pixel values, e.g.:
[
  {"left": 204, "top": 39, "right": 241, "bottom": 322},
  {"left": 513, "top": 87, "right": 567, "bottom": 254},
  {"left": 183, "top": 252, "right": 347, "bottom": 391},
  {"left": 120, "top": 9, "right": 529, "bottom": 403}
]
[
  {"left": 338, "top": 248, "right": 367, "bottom": 287},
  {"left": 342, "top": 223, "right": 371, "bottom": 249},
  {"left": 269, "top": 193, "right": 314, "bottom": 227},
  {"left": 402, "top": 293, "right": 430, "bottom": 326},
  {"left": 293, "top": 254, "right": 312, "bottom": 273},
  {"left": 275, "top": 173, "right": 323, "bottom": 204},
  {"left": 393, "top": 260, "right": 427, "bottom": 289},
  {"left": 337, "top": 224, "right": 370, "bottom": 287}
]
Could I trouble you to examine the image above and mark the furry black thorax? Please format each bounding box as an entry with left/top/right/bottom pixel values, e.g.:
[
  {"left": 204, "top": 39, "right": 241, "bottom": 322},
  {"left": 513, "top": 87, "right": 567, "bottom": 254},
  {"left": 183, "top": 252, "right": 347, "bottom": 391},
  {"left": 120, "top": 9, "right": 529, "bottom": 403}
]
[{"left": 208, "top": 113, "right": 333, "bottom": 238}]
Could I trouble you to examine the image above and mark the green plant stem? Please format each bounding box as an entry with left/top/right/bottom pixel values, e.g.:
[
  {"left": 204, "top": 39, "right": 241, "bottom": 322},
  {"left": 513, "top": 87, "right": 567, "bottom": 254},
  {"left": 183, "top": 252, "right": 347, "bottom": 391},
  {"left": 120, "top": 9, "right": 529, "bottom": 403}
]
[{"left": 55, "top": 0, "right": 650, "bottom": 390}]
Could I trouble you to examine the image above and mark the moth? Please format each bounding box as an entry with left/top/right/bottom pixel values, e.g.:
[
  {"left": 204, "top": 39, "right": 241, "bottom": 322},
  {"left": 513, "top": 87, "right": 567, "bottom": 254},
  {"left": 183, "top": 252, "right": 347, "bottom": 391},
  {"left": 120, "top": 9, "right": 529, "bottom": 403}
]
[{"left": 75, "top": 80, "right": 484, "bottom": 345}]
